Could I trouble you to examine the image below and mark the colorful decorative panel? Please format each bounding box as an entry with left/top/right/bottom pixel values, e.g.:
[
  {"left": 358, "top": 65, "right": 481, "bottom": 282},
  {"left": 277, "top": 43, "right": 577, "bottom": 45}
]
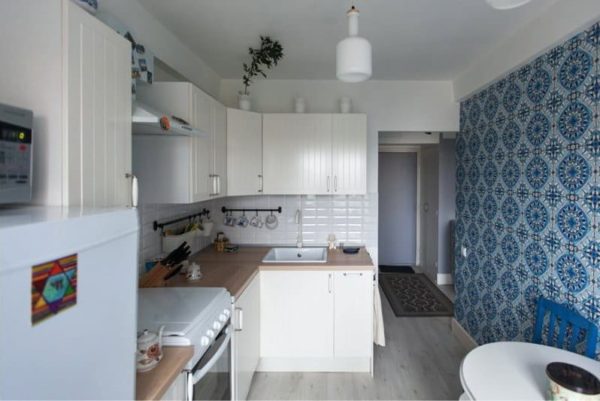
[
  {"left": 455, "top": 22, "right": 600, "bottom": 356},
  {"left": 31, "top": 255, "right": 78, "bottom": 325}
]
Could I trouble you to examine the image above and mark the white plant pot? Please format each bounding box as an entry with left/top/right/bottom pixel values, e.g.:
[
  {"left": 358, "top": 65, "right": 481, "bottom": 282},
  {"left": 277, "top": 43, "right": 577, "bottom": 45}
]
[
  {"left": 294, "top": 97, "right": 306, "bottom": 113},
  {"left": 340, "top": 97, "right": 352, "bottom": 113},
  {"left": 239, "top": 93, "right": 251, "bottom": 111}
]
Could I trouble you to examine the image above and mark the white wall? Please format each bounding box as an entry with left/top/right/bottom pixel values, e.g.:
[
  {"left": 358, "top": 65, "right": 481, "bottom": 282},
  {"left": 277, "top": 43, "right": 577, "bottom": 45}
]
[
  {"left": 454, "top": 0, "right": 600, "bottom": 100},
  {"left": 419, "top": 145, "right": 439, "bottom": 283},
  {"left": 97, "top": 0, "right": 221, "bottom": 97},
  {"left": 0, "top": 1, "right": 63, "bottom": 205},
  {"left": 220, "top": 79, "right": 460, "bottom": 194}
]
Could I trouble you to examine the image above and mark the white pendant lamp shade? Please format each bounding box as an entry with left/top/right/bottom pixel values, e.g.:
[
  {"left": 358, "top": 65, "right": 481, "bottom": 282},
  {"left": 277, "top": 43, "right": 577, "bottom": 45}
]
[
  {"left": 336, "top": 6, "right": 372, "bottom": 83},
  {"left": 485, "top": 0, "right": 531, "bottom": 10}
]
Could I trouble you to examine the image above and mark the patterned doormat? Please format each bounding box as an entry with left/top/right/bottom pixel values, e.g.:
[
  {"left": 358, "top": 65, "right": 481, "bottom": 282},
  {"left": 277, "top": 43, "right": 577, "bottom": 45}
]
[{"left": 379, "top": 273, "right": 454, "bottom": 317}]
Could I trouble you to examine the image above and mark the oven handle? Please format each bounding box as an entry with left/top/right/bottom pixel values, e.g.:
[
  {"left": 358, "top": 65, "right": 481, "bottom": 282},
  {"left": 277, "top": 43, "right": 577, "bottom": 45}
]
[{"left": 191, "top": 329, "right": 231, "bottom": 385}]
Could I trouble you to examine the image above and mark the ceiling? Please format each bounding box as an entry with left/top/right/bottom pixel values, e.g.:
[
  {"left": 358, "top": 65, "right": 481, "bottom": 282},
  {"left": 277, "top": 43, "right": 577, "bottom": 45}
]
[{"left": 139, "top": 0, "right": 559, "bottom": 81}]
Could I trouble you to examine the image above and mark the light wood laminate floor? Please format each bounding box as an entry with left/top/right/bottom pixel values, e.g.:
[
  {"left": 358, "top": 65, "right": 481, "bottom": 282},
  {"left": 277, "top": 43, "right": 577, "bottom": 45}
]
[{"left": 248, "top": 286, "right": 468, "bottom": 400}]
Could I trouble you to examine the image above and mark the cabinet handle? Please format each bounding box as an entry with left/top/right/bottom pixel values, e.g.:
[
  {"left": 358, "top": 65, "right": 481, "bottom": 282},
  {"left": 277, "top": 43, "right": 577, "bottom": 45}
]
[
  {"left": 235, "top": 307, "right": 243, "bottom": 331},
  {"left": 209, "top": 175, "right": 217, "bottom": 196},
  {"left": 216, "top": 175, "right": 221, "bottom": 195},
  {"left": 258, "top": 175, "right": 263, "bottom": 193},
  {"left": 327, "top": 176, "right": 331, "bottom": 192},
  {"left": 328, "top": 273, "right": 332, "bottom": 294},
  {"left": 334, "top": 176, "right": 338, "bottom": 192},
  {"left": 125, "top": 173, "right": 138, "bottom": 208},
  {"left": 343, "top": 272, "right": 364, "bottom": 276}
]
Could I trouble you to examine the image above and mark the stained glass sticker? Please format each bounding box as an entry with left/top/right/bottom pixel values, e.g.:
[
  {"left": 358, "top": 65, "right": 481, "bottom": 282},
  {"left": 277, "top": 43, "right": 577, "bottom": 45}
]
[{"left": 31, "top": 254, "right": 77, "bottom": 325}]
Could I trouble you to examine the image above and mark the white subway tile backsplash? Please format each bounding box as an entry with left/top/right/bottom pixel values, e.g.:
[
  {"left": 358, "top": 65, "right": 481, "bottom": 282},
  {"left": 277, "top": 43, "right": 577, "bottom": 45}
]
[{"left": 137, "top": 194, "right": 378, "bottom": 272}]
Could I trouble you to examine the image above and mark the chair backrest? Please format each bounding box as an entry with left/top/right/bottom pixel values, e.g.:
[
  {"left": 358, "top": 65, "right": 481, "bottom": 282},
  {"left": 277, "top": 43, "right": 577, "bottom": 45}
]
[{"left": 533, "top": 298, "right": 598, "bottom": 358}]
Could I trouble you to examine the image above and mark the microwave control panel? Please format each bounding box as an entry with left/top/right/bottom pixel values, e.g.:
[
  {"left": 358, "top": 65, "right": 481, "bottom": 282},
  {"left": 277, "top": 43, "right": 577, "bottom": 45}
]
[{"left": 0, "top": 104, "right": 33, "bottom": 204}]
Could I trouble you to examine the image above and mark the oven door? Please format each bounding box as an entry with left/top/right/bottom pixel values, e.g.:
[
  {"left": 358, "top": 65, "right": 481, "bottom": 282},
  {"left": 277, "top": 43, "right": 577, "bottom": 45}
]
[{"left": 186, "top": 324, "right": 232, "bottom": 401}]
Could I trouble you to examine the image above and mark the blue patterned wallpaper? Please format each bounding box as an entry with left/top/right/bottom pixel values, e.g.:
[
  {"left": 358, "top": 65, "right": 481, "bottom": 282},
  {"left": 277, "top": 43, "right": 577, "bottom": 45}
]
[{"left": 455, "top": 22, "right": 600, "bottom": 354}]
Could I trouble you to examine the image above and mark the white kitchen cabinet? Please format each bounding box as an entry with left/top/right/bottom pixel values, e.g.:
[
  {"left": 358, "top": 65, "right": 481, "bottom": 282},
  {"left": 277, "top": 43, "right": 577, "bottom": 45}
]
[
  {"left": 137, "top": 82, "right": 211, "bottom": 134},
  {"left": 210, "top": 100, "right": 227, "bottom": 198},
  {"left": 160, "top": 372, "right": 186, "bottom": 401},
  {"left": 1, "top": 0, "right": 132, "bottom": 206},
  {"left": 260, "top": 271, "right": 334, "bottom": 363},
  {"left": 259, "top": 269, "right": 372, "bottom": 372},
  {"left": 262, "top": 114, "right": 367, "bottom": 195},
  {"left": 331, "top": 115, "right": 367, "bottom": 194},
  {"left": 233, "top": 274, "right": 260, "bottom": 401},
  {"left": 227, "top": 109, "right": 263, "bottom": 196},
  {"left": 133, "top": 133, "right": 211, "bottom": 204},
  {"left": 134, "top": 82, "right": 225, "bottom": 202},
  {"left": 333, "top": 271, "right": 373, "bottom": 358},
  {"left": 262, "top": 114, "right": 332, "bottom": 195},
  {"left": 65, "top": 1, "right": 132, "bottom": 207}
]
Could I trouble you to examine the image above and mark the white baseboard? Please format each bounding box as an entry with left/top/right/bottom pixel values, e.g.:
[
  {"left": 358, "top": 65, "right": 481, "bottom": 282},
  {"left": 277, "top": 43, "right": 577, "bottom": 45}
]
[
  {"left": 257, "top": 357, "right": 371, "bottom": 372},
  {"left": 437, "top": 273, "right": 454, "bottom": 285},
  {"left": 451, "top": 318, "right": 478, "bottom": 351}
]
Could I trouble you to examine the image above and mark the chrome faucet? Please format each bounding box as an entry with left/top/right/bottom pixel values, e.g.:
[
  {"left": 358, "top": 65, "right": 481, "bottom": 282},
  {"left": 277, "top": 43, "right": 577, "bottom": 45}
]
[{"left": 295, "top": 209, "right": 303, "bottom": 248}]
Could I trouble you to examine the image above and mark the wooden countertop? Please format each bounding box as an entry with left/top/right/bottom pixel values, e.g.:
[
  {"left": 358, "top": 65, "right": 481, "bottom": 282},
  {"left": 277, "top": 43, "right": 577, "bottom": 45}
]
[
  {"left": 166, "top": 246, "right": 373, "bottom": 299},
  {"left": 136, "top": 346, "right": 193, "bottom": 401}
]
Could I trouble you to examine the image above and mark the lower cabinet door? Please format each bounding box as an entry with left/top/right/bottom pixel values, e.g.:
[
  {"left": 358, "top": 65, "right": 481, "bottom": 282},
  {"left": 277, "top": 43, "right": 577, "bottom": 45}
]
[
  {"left": 333, "top": 271, "right": 373, "bottom": 357},
  {"left": 260, "top": 271, "right": 334, "bottom": 360},
  {"left": 234, "top": 274, "right": 260, "bottom": 401}
]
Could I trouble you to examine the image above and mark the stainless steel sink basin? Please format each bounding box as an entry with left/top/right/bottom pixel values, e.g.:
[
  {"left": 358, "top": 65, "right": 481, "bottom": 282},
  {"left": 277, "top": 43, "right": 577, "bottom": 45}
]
[{"left": 262, "top": 247, "right": 328, "bottom": 264}]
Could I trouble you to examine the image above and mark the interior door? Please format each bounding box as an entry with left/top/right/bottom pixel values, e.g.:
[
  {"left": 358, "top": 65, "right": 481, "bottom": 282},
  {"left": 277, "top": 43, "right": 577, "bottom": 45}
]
[
  {"left": 378, "top": 152, "right": 418, "bottom": 266},
  {"left": 332, "top": 114, "right": 367, "bottom": 194},
  {"left": 66, "top": 1, "right": 131, "bottom": 207},
  {"left": 262, "top": 114, "right": 332, "bottom": 194}
]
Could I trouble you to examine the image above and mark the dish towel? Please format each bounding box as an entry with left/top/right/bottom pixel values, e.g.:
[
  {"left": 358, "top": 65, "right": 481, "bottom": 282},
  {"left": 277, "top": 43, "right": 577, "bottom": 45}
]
[{"left": 373, "top": 284, "right": 386, "bottom": 346}]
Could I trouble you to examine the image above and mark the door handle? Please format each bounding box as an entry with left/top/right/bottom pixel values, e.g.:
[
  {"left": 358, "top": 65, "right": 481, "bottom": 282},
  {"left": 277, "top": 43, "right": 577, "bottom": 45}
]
[
  {"left": 209, "top": 174, "right": 217, "bottom": 196},
  {"left": 235, "top": 307, "right": 243, "bottom": 331},
  {"left": 125, "top": 173, "right": 138, "bottom": 208}
]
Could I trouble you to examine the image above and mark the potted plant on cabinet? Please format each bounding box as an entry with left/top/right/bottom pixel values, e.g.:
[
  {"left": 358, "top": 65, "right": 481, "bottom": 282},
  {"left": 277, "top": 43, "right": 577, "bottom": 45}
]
[{"left": 239, "top": 36, "right": 283, "bottom": 110}]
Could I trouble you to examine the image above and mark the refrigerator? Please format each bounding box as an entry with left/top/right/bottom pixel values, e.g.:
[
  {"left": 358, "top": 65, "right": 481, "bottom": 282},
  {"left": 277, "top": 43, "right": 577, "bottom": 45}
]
[{"left": 0, "top": 207, "right": 139, "bottom": 400}]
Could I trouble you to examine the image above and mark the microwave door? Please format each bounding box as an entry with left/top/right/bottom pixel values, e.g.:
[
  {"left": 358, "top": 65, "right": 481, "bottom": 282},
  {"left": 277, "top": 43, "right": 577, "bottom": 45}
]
[{"left": 187, "top": 325, "right": 232, "bottom": 401}]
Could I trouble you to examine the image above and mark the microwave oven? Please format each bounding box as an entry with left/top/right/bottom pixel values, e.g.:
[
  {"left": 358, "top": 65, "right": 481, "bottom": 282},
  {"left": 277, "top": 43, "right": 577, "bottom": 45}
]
[{"left": 0, "top": 103, "right": 33, "bottom": 204}]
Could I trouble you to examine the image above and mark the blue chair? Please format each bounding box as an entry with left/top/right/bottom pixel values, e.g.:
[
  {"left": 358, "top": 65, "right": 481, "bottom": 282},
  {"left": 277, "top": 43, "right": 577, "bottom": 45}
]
[{"left": 533, "top": 298, "right": 598, "bottom": 358}]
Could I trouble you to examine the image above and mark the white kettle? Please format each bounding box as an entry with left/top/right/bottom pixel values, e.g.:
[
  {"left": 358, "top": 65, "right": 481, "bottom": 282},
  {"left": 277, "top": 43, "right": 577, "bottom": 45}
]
[{"left": 136, "top": 325, "right": 165, "bottom": 372}]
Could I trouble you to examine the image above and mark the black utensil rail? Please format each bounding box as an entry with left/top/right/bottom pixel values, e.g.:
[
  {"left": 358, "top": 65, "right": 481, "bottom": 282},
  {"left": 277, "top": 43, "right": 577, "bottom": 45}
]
[{"left": 153, "top": 208, "right": 210, "bottom": 232}]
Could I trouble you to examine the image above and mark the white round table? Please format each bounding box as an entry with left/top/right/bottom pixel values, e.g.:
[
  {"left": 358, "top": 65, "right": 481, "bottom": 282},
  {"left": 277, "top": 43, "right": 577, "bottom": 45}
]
[{"left": 460, "top": 342, "right": 600, "bottom": 400}]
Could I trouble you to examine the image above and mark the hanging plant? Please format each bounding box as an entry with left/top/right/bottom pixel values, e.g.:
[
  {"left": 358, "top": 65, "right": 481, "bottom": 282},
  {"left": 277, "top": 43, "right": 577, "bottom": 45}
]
[{"left": 241, "top": 36, "right": 284, "bottom": 95}]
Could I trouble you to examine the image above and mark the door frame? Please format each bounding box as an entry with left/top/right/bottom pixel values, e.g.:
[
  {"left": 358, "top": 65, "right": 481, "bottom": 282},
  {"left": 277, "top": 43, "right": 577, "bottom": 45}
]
[{"left": 378, "top": 145, "right": 421, "bottom": 267}]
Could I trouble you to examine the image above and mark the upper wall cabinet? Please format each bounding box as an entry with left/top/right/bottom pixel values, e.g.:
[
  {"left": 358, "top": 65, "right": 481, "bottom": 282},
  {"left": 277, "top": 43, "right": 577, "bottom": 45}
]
[
  {"left": 262, "top": 114, "right": 366, "bottom": 195},
  {"left": 134, "top": 82, "right": 226, "bottom": 203},
  {"left": 227, "top": 109, "right": 263, "bottom": 196},
  {"left": 332, "top": 115, "right": 367, "bottom": 195},
  {"left": 65, "top": 1, "right": 132, "bottom": 207}
]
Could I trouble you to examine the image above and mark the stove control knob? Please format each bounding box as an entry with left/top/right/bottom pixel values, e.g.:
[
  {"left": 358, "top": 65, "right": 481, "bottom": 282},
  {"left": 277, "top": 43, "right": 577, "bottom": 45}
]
[
  {"left": 200, "top": 336, "right": 210, "bottom": 347},
  {"left": 213, "top": 321, "right": 222, "bottom": 330},
  {"left": 219, "top": 314, "right": 227, "bottom": 322},
  {"left": 206, "top": 329, "right": 215, "bottom": 338},
  {"left": 223, "top": 309, "right": 231, "bottom": 317}
]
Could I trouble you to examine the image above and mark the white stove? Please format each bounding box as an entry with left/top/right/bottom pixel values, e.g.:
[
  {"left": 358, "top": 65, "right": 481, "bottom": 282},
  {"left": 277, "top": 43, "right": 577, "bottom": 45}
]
[{"left": 137, "top": 287, "right": 232, "bottom": 370}]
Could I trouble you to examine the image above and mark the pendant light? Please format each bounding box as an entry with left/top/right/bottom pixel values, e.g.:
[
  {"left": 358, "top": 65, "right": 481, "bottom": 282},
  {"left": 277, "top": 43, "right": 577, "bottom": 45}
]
[
  {"left": 336, "top": 5, "right": 372, "bottom": 83},
  {"left": 485, "top": 0, "right": 531, "bottom": 10}
]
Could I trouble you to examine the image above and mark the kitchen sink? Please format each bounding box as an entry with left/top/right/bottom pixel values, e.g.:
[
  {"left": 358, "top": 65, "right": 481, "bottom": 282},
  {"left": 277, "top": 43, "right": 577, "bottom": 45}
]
[{"left": 262, "top": 247, "right": 328, "bottom": 264}]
